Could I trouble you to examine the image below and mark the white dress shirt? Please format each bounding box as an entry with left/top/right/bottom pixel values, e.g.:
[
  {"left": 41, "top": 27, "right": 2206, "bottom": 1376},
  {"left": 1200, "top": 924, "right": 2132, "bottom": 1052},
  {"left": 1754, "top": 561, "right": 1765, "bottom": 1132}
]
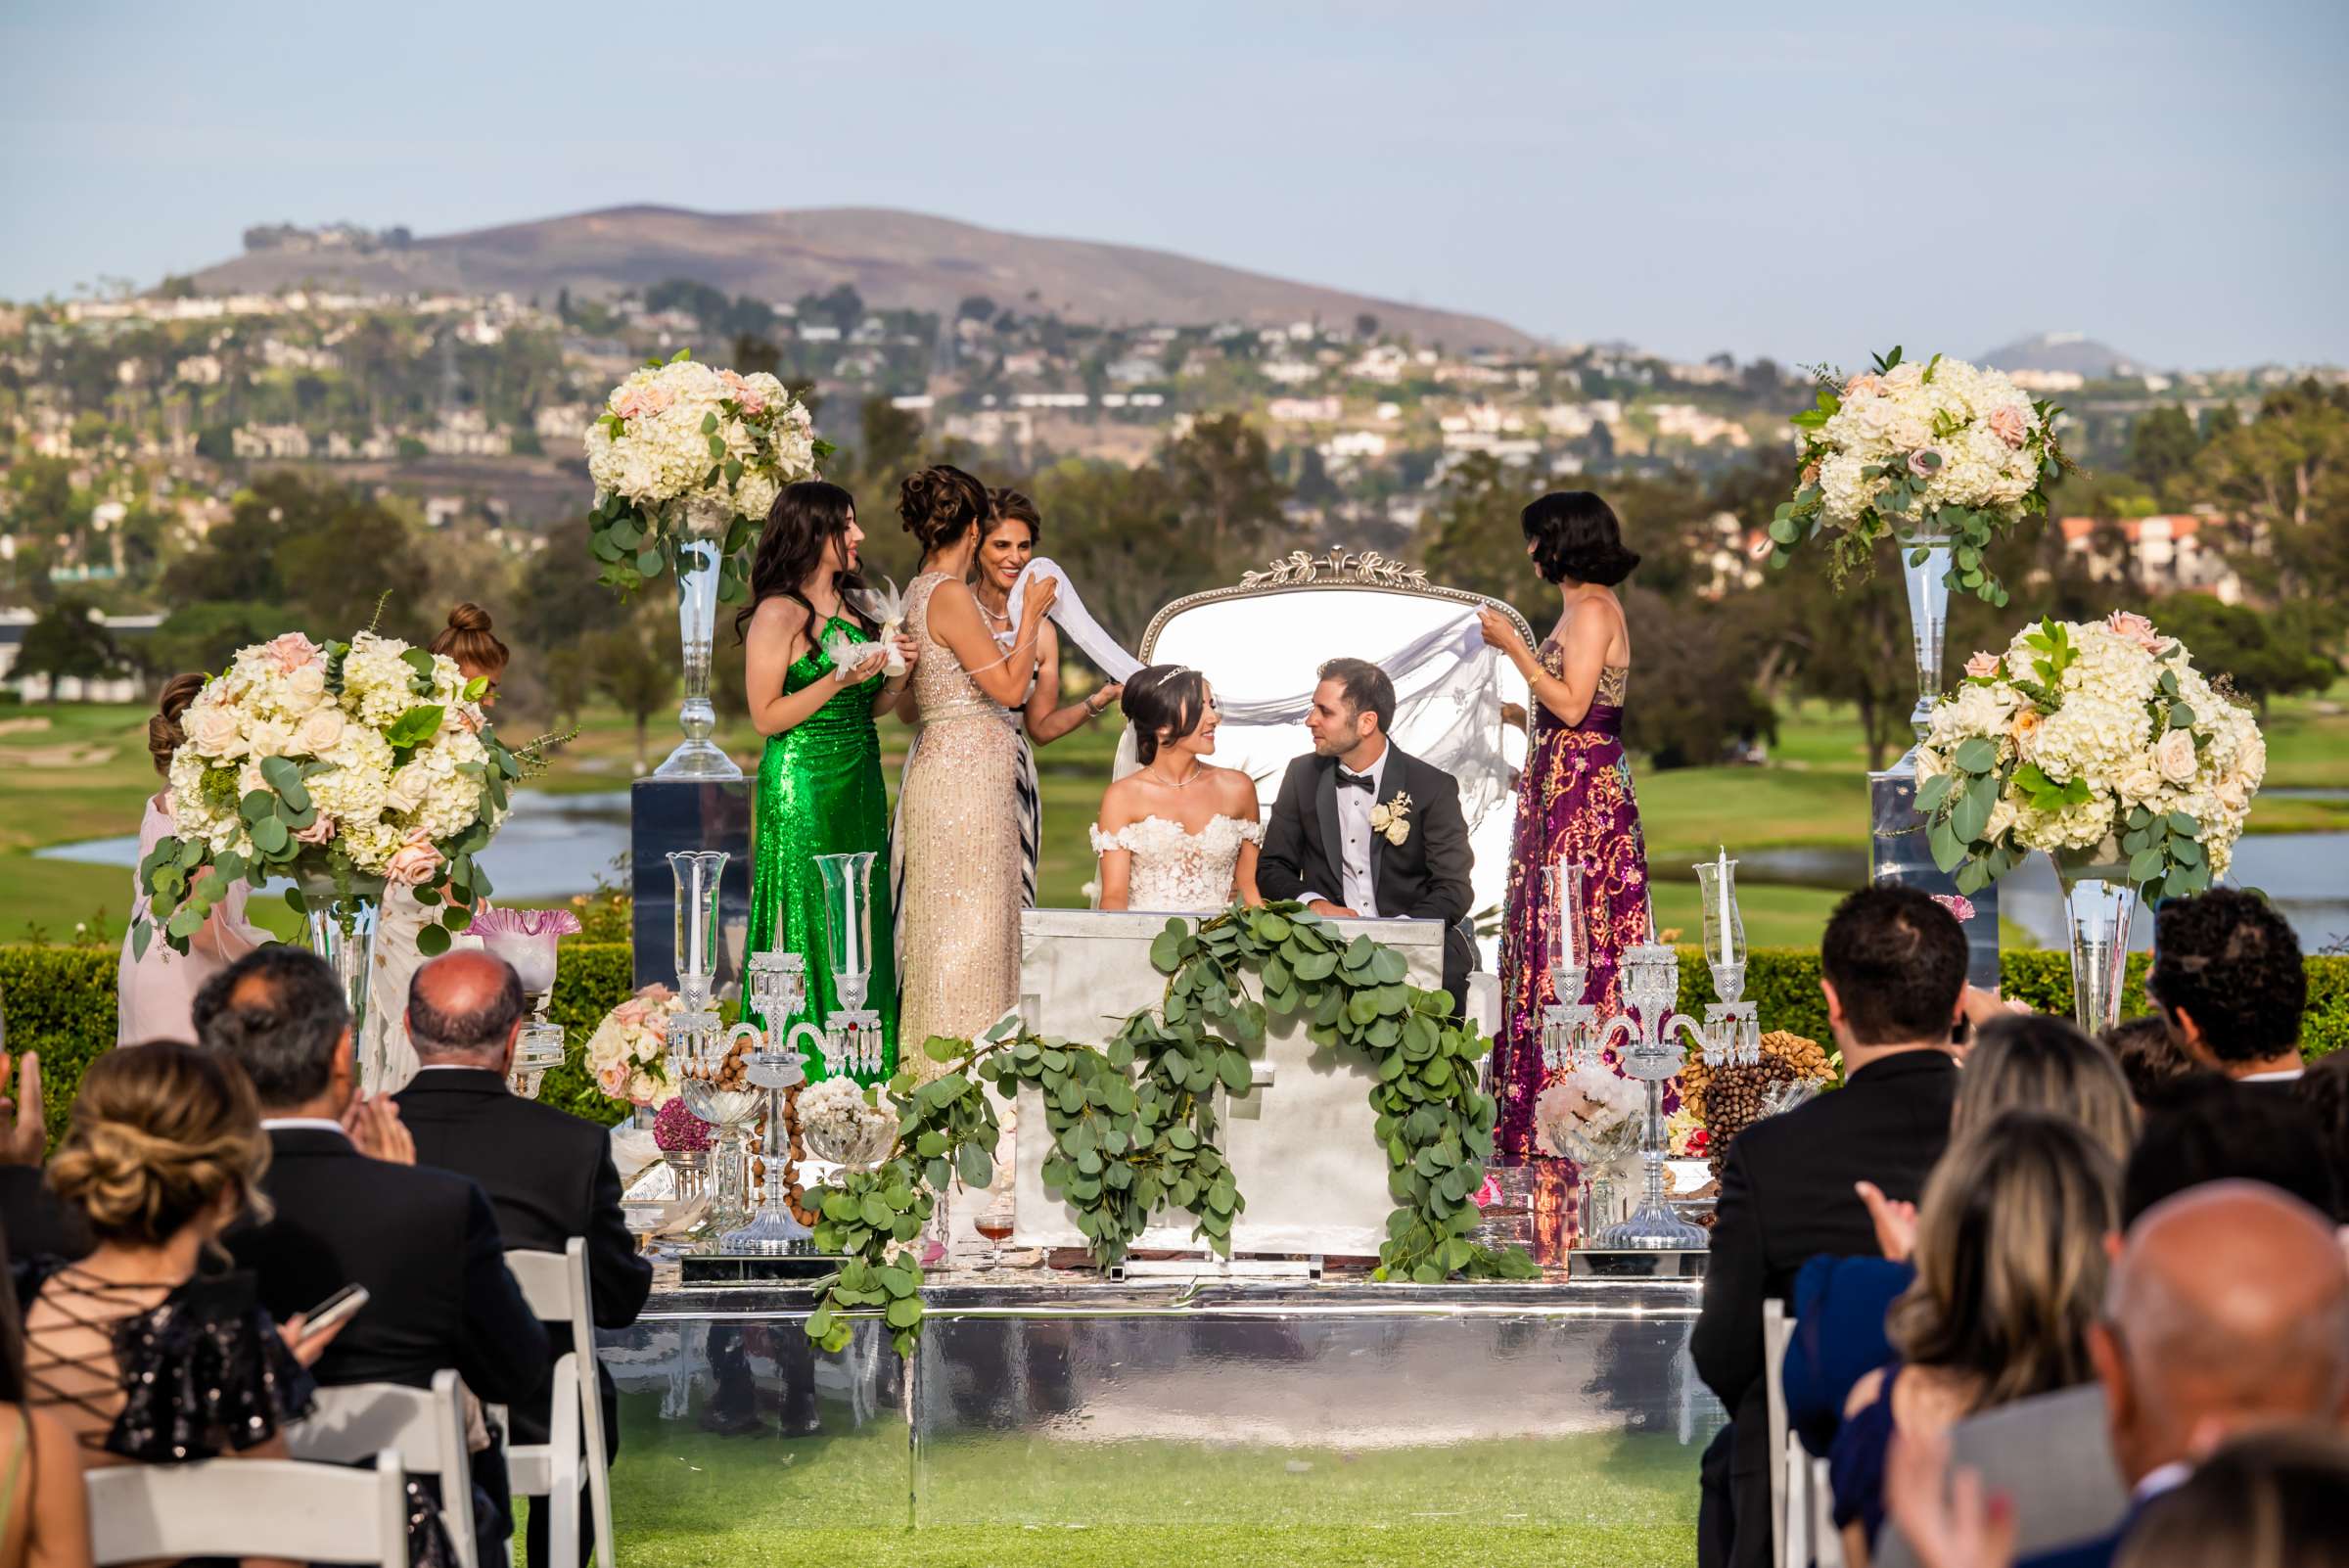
[
  {"left": 1306, "top": 743, "right": 1391, "bottom": 919},
  {"left": 2238, "top": 1066, "right": 2305, "bottom": 1083},
  {"left": 258, "top": 1117, "right": 351, "bottom": 1139}
]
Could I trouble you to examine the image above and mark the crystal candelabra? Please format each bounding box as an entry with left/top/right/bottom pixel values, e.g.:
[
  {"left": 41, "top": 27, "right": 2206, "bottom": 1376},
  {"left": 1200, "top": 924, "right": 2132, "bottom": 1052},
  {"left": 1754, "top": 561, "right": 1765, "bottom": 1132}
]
[
  {"left": 812, "top": 851, "right": 885, "bottom": 1078},
  {"left": 722, "top": 948, "right": 815, "bottom": 1256},
  {"left": 666, "top": 851, "right": 763, "bottom": 1234},
  {"left": 1541, "top": 851, "right": 1763, "bottom": 1251}
]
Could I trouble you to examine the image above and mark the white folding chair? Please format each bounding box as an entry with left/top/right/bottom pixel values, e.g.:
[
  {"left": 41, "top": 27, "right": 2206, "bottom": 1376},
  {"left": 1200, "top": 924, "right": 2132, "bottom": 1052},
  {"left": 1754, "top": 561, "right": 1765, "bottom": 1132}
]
[
  {"left": 88, "top": 1449, "right": 408, "bottom": 1566},
  {"left": 1763, "top": 1300, "right": 1796, "bottom": 1568},
  {"left": 291, "top": 1368, "right": 481, "bottom": 1568},
  {"left": 501, "top": 1238, "right": 614, "bottom": 1568},
  {"left": 1813, "top": 1454, "right": 1847, "bottom": 1567}
]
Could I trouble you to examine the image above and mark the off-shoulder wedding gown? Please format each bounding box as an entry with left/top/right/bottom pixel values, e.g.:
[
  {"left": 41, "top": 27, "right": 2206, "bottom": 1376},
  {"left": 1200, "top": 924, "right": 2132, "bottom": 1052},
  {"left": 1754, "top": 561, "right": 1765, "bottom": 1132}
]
[{"left": 1089, "top": 813, "right": 1264, "bottom": 912}]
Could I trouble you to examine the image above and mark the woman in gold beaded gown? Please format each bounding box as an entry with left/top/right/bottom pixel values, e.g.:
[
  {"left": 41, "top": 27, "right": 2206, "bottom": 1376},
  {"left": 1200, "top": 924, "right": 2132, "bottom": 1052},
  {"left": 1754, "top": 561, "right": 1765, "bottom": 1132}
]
[
  {"left": 740, "top": 481, "right": 918, "bottom": 1083},
  {"left": 893, "top": 464, "right": 1058, "bottom": 1081}
]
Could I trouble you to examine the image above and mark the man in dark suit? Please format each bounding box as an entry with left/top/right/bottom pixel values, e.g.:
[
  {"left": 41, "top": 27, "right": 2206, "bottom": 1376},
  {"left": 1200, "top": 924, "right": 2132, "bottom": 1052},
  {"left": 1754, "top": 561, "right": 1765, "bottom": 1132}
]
[
  {"left": 1256, "top": 656, "right": 1476, "bottom": 1012},
  {"left": 194, "top": 946, "right": 550, "bottom": 1403},
  {"left": 0, "top": 1050, "right": 91, "bottom": 1262},
  {"left": 2148, "top": 888, "right": 2310, "bottom": 1087},
  {"left": 1691, "top": 884, "right": 1968, "bottom": 1568},
  {"left": 395, "top": 950, "right": 652, "bottom": 1568}
]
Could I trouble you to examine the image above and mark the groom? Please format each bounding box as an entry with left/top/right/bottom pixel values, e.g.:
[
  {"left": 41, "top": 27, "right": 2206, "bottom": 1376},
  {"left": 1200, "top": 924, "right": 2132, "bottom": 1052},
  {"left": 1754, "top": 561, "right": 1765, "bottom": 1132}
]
[{"left": 1258, "top": 658, "right": 1477, "bottom": 1014}]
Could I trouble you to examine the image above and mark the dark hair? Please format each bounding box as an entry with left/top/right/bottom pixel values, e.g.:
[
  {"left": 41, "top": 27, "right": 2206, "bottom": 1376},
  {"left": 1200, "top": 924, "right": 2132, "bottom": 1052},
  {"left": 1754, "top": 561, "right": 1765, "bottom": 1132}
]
[
  {"left": 2150, "top": 890, "right": 2306, "bottom": 1066},
  {"left": 1521, "top": 491, "right": 1640, "bottom": 586},
  {"left": 407, "top": 956, "right": 528, "bottom": 1058},
  {"left": 1123, "top": 665, "right": 1210, "bottom": 765},
  {"left": 2117, "top": 1427, "right": 2349, "bottom": 1568},
  {"left": 1957, "top": 1014, "right": 2137, "bottom": 1163},
  {"left": 1888, "top": 1108, "right": 2119, "bottom": 1412},
  {"left": 2293, "top": 1053, "right": 2349, "bottom": 1224},
  {"left": 426, "top": 602, "right": 510, "bottom": 678},
  {"left": 149, "top": 671, "right": 207, "bottom": 778},
  {"left": 2103, "top": 1014, "right": 2195, "bottom": 1105},
  {"left": 193, "top": 945, "right": 351, "bottom": 1111},
  {"left": 736, "top": 480, "right": 876, "bottom": 645},
  {"left": 2123, "top": 1077, "right": 2340, "bottom": 1227},
  {"left": 46, "top": 1042, "right": 269, "bottom": 1247},
  {"left": 898, "top": 464, "right": 990, "bottom": 554},
  {"left": 1819, "top": 885, "right": 1968, "bottom": 1045},
  {"left": 985, "top": 486, "right": 1041, "bottom": 545},
  {"left": 1316, "top": 657, "right": 1396, "bottom": 734}
]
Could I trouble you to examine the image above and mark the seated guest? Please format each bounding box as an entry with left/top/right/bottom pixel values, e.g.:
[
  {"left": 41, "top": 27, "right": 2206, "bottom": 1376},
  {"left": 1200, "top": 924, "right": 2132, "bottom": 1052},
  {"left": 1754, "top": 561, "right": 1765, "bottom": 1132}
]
[
  {"left": 2099, "top": 1016, "right": 2192, "bottom": 1108},
  {"left": 2290, "top": 1051, "right": 2349, "bottom": 1223},
  {"left": 0, "top": 1237, "right": 90, "bottom": 1568},
  {"left": 2147, "top": 888, "right": 2307, "bottom": 1084},
  {"left": 1693, "top": 885, "right": 1966, "bottom": 1568},
  {"left": 2103, "top": 1426, "right": 2349, "bottom": 1568},
  {"left": 0, "top": 1051, "right": 89, "bottom": 1264},
  {"left": 1829, "top": 1110, "right": 2120, "bottom": 1566},
  {"left": 193, "top": 946, "right": 549, "bottom": 1404},
  {"left": 394, "top": 951, "right": 652, "bottom": 1568},
  {"left": 1878, "top": 1142, "right": 2349, "bottom": 1568},
  {"left": 1789, "top": 1014, "right": 2136, "bottom": 1455},
  {"left": 17, "top": 1045, "right": 334, "bottom": 1512}
]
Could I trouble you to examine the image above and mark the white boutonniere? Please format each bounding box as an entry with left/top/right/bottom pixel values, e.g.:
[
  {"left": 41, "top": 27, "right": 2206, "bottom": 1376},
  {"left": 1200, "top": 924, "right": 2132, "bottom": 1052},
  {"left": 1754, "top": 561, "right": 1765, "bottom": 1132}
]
[{"left": 1368, "top": 792, "right": 1413, "bottom": 848}]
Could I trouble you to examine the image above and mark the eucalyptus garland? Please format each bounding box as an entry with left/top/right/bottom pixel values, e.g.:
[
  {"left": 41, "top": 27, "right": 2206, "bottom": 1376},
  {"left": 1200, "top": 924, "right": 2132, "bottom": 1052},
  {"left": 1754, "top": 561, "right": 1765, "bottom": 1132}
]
[{"left": 804, "top": 901, "right": 1537, "bottom": 1356}]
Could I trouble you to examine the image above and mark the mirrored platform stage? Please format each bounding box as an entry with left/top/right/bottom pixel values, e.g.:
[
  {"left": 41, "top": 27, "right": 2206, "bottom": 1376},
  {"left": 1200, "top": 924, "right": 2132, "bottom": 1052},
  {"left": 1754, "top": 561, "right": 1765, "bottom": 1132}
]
[{"left": 601, "top": 1270, "right": 1726, "bottom": 1533}]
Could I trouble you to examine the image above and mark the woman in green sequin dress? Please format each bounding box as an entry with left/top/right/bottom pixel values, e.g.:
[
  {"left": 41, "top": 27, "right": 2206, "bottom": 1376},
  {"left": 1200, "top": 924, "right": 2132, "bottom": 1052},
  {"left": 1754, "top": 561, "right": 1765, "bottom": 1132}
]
[{"left": 739, "top": 481, "right": 919, "bottom": 1083}]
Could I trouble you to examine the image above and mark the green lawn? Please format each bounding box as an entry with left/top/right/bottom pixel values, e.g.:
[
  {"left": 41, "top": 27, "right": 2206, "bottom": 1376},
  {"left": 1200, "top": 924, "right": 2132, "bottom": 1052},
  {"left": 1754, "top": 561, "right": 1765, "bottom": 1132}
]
[
  {"left": 8, "top": 682, "right": 2345, "bottom": 951},
  {"left": 587, "top": 1390, "right": 1699, "bottom": 1567}
]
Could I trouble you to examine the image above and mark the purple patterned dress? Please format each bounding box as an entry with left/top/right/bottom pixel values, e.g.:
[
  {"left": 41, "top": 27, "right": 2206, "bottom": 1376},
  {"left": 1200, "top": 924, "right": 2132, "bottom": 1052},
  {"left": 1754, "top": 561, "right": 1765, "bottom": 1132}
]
[{"left": 1494, "top": 643, "right": 1654, "bottom": 1164}]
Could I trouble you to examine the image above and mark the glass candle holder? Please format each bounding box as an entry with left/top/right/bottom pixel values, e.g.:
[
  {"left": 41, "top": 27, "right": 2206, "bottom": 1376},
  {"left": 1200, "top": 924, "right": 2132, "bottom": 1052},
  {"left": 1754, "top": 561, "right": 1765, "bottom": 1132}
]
[
  {"left": 814, "top": 852, "right": 876, "bottom": 1011},
  {"left": 668, "top": 850, "right": 728, "bottom": 989},
  {"left": 1693, "top": 849, "right": 1746, "bottom": 1005}
]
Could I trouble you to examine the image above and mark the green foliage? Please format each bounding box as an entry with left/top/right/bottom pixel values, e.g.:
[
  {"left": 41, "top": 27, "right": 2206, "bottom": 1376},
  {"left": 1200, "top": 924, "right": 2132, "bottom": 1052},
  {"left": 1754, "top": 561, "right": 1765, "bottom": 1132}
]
[
  {"left": 0, "top": 946, "right": 116, "bottom": 1149},
  {"left": 15, "top": 597, "right": 128, "bottom": 682}
]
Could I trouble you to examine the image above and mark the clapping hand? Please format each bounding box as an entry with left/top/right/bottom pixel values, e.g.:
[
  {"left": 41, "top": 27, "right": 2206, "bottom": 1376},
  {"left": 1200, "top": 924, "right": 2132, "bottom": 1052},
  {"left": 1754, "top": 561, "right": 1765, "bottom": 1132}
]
[
  {"left": 1884, "top": 1425, "right": 2016, "bottom": 1568},
  {"left": 343, "top": 1093, "right": 415, "bottom": 1166},
  {"left": 1857, "top": 1179, "right": 1919, "bottom": 1264},
  {"left": 0, "top": 1050, "right": 43, "bottom": 1166}
]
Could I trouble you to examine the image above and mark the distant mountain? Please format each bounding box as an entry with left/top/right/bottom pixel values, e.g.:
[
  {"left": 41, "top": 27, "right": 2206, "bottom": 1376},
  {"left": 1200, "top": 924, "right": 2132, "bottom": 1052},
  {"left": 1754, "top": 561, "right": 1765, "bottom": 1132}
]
[
  {"left": 1981, "top": 332, "right": 2143, "bottom": 379},
  {"left": 186, "top": 205, "right": 1539, "bottom": 350}
]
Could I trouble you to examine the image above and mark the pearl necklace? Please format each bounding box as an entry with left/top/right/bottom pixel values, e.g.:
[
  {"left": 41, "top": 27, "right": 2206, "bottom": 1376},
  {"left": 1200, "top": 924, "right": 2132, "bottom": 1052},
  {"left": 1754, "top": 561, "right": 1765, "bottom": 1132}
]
[{"left": 1141, "top": 761, "right": 1207, "bottom": 790}]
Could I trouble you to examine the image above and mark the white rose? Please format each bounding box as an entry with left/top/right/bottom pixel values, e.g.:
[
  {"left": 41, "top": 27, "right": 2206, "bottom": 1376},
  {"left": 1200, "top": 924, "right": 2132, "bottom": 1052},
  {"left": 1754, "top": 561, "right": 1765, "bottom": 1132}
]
[
  {"left": 284, "top": 664, "right": 328, "bottom": 710},
  {"left": 245, "top": 717, "right": 293, "bottom": 759},
  {"left": 293, "top": 707, "right": 346, "bottom": 756},
  {"left": 2154, "top": 728, "right": 2198, "bottom": 785},
  {"left": 385, "top": 763, "right": 430, "bottom": 815},
  {"left": 185, "top": 705, "right": 245, "bottom": 758}
]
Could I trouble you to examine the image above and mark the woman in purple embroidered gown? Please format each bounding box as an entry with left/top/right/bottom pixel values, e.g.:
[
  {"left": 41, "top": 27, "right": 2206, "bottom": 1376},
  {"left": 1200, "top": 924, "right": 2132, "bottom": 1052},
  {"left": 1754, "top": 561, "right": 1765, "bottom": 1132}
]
[{"left": 1477, "top": 491, "right": 1653, "bottom": 1163}]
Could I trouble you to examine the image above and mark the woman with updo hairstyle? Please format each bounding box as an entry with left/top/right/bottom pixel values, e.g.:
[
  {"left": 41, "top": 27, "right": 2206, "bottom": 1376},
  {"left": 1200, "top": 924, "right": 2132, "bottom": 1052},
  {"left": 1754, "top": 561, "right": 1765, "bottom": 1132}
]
[
  {"left": 426, "top": 601, "right": 510, "bottom": 709},
  {"left": 20, "top": 1043, "right": 341, "bottom": 1496},
  {"left": 970, "top": 486, "right": 1125, "bottom": 908},
  {"left": 115, "top": 672, "right": 268, "bottom": 1044},
  {"left": 1089, "top": 666, "right": 1262, "bottom": 913},
  {"left": 1477, "top": 490, "right": 1655, "bottom": 1161},
  {"left": 891, "top": 465, "right": 1059, "bottom": 1102}
]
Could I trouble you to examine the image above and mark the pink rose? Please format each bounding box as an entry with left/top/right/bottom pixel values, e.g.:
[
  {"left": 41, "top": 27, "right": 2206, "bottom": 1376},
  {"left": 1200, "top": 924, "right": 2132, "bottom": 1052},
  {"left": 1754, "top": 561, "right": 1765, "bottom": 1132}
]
[
  {"left": 264, "top": 632, "right": 322, "bottom": 673},
  {"left": 1907, "top": 448, "right": 1941, "bottom": 478},
  {"left": 1963, "top": 651, "right": 2004, "bottom": 680},
  {"left": 612, "top": 999, "right": 654, "bottom": 1029},
  {"left": 1470, "top": 1173, "right": 1501, "bottom": 1209},
  {"left": 1985, "top": 405, "right": 2028, "bottom": 448},
  {"left": 718, "top": 370, "right": 765, "bottom": 415},
  {"left": 1800, "top": 461, "right": 1820, "bottom": 486},
  {"left": 1843, "top": 373, "right": 1886, "bottom": 398},
  {"left": 2105, "top": 611, "right": 2165, "bottom": 654},
  {"left": 384, "top": 827, "right": 439, "bottom": 886},
  {"left": 595, "top": 1059, "right": 630, "bottom": 1097},
  {"left": 294, "top": 813, "right": 336, "bottom": 846}
]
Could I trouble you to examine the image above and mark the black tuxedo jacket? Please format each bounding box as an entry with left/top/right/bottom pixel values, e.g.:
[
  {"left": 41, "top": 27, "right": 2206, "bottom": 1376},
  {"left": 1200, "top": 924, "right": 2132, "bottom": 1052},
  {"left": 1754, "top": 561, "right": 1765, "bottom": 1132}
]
[
  {"left": 226, "top": 1127, "right": 549, "bottom": 1406},
  {"left": 395, "top": 1067, "right": 653, "bottom": 1453},
  {"left": 0, "top": 1165, "right": 89, "bottom": 1263},
  {"left": 1256, "top": 743, "right": 1476, "bottom": 1007},
  {"left": 1692, "top": 1046, "right": 1957, "bottom": 1568}
]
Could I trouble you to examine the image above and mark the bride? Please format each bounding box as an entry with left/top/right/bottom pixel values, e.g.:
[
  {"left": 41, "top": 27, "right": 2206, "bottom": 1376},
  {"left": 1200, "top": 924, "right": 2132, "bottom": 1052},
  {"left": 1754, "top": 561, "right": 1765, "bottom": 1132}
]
[{"left": 1091, "top": 665, "right": 1264, "bottom": 912}]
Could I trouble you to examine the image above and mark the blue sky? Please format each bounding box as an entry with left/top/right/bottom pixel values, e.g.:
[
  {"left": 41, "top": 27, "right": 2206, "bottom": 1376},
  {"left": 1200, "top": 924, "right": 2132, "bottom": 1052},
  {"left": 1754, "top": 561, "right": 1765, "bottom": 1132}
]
[{"left": 2, "top": 0, "right": 2341, "bottom": 368}]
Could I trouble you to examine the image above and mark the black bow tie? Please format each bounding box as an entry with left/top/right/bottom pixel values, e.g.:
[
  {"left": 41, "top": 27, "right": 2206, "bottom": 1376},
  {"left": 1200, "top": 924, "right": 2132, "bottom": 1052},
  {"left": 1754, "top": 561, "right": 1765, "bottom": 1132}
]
[{"left": 1337, "top": 769, "right": 1375, "bottom": 792}]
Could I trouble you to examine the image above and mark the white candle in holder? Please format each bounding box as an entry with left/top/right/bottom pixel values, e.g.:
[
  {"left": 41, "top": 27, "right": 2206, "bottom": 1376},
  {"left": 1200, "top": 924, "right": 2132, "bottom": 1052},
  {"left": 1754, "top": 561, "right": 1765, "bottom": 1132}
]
[{"left": 1715, "top": 847, "right": 1733, "bottom": 966}]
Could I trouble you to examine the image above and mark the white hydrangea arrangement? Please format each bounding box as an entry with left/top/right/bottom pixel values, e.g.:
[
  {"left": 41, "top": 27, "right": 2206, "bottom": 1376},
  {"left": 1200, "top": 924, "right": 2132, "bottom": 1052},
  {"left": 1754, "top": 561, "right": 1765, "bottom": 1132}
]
[
  {"left": 1769, "top": 346, "right": 2067, "bottom": 603},
  {"left": 583, "top": 349, "right": 831, "bottom": 600},
  {"left": 797, "top": 1075, "right": 898, "bottom": 1170},
  {"left": 1916, "top": 612, "right": 2265, "bottom": 899},
  {"left": 135, "top": 624, "right": 562, "bottom": 958},
  {"left": 1533, "top": 1060, "right": 1647, "bottom": 1165}
]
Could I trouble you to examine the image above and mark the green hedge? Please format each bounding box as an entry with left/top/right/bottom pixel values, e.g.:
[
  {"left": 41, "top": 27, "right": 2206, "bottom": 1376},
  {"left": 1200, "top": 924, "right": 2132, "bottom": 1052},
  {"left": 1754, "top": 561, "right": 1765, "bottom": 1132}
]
[{"left": 6, "top": 945, "right": 2345, "bottom": 1143}]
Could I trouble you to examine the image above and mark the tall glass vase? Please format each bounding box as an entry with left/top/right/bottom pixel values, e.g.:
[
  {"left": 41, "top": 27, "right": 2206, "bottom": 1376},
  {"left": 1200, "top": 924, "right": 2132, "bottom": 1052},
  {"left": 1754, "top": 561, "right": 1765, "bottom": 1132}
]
[
  {"left": 2055, "top": 856, "right": 2138, "bottom": 1035},
  {"left": 306, "top": 899, "right": 381, "bottom": 1089},
  {"left": 813, "top": 851, "right": 876, "bottom": 1010},
  {"left": 656, "top": 533, "right": 742, "bottom": 779},
  {"left": 1894, "top": 526, "right": 1956, "bottom": 767}
]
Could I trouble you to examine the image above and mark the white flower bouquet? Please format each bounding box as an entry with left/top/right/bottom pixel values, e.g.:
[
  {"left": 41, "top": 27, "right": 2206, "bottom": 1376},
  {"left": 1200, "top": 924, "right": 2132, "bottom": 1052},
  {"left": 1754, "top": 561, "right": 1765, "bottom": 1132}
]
[
  {"left": 1917, "top": 612, "right": 2265, "bottom": 899},
  {"left": 134, "top": 624, "right": 560, "bottom": 958},
  {"left": 586, "top": 983, "right": 687, "bottom": 1107},
  {"left": 1769, "top": 346, "right": 2068, "bottom": 603},
  {"left": 583, "top": 350, "right": 833, "bottom": 600},
  {"left": 796, "top": 1075, "right": 898, "bottom": 1171},
  {"left": 822, "top": 577, "right": 908, "bottom": 679},
  {"left": 1534, "top": 1060, "right": 1647, "bottom": 1166}
]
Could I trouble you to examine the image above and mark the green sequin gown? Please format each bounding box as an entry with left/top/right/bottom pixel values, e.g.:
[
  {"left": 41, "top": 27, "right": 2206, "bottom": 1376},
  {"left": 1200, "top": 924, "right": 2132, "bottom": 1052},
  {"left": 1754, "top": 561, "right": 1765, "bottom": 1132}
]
[{"left": 746, "top": 616, "right": 898, "bottom": 1084}]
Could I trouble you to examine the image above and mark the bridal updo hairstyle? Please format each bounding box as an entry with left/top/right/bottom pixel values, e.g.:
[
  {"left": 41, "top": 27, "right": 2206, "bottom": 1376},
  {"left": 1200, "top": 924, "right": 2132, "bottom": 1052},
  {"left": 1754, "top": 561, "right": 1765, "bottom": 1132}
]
[
  {"left": 46, "top": 1043, "right": 269, "bottom": 1247},
  {"left": 427, "top": 602, "right": 510, "bottom": 680},
  {"left": 1522, "top": 490, "right": 1640, "bottom": 586},
  {"left": 1123, "top": 665, "right": 1210, "bottom": 765},
  {"left": 738, "top": 480, "right": 877, "bottom": 642},
  {"left": 898, "top": 463, "right": 990, "bottom": 554},
  {"left": 148, "top": 671, "right": 208, "bottom": 778}
]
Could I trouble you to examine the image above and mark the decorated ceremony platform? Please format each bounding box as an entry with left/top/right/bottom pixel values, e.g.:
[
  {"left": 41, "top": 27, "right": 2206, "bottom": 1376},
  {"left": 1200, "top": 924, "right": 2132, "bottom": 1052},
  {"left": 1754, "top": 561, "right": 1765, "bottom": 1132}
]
[{"left": 605, "top": 1268, "right": 1723, "bottom": 1533}]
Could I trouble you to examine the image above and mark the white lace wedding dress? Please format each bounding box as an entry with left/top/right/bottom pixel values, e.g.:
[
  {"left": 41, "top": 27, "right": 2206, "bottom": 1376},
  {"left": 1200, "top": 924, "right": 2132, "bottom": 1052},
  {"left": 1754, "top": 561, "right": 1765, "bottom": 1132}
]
[{"left": 1089, "top": 814, "right": 1264, "bottom": 912}]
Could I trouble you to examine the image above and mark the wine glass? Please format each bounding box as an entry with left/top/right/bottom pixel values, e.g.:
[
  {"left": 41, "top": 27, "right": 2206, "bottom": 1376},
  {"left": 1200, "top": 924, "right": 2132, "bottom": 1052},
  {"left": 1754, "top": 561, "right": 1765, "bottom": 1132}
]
[{"left": 973, "top": 1193, "right": 1016, "bottom": 1269}]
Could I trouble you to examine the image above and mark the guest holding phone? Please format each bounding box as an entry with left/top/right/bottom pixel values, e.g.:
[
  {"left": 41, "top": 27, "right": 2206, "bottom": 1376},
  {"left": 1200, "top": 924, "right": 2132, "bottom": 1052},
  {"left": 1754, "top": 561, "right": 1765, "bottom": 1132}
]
[{"left": 16, "top": 1044, "right": 344, "bottom": 1526}]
